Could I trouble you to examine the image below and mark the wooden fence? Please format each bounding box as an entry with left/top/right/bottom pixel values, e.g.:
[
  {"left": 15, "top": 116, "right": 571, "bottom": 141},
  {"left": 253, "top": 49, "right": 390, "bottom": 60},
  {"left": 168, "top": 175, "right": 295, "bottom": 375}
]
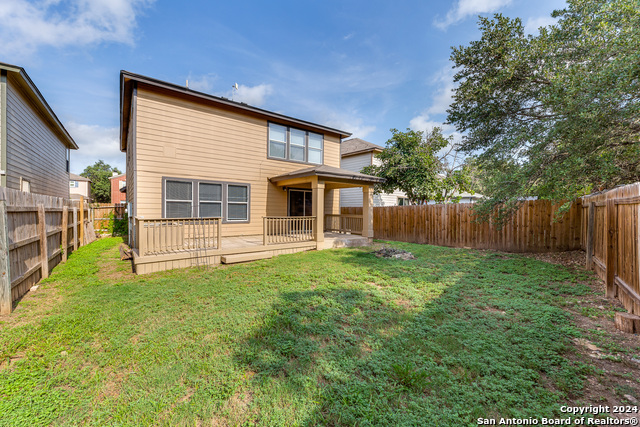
[
  {"left": 91, "top": 203, "right": 126, "bottom": 233},
  {"left": 342, "top": 200, "right": 582, "bottom": 252},
  {"left": 0, "top": 189, "right": 95, "bottom": 314},
  {"left": 581, "top": 183, "right": 640, "bottom": 314}
]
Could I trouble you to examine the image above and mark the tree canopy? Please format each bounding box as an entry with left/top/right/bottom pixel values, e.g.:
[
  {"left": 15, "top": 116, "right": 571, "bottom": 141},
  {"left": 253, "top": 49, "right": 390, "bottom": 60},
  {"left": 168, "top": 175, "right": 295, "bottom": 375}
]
[
  {"left": 361, "top": 128, "right": 471, "bottom": 204},
  {"left": 81, "top": 160, "right": 122, "bottom": 203},
  {"left": 447, "top": 0, "right": 640, "bottom": 220}
]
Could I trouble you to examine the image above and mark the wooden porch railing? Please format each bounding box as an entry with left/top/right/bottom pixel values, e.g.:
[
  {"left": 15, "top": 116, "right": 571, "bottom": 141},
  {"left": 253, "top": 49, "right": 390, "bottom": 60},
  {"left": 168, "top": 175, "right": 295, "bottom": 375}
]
[
  {"left": 263, "top": 216, "right": 316, "bottom": 245},
  {"left": 324, "top": 214, "right": 363, "bottom": 235},
  {"left": 135, "top": 217, "right": 222, "bottom": 256}
]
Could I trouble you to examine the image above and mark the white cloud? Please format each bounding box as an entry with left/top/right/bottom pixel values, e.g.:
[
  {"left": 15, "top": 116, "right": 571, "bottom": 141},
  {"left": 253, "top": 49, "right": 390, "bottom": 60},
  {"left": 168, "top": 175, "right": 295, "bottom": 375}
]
[
  {"left": 0, "top": 0, "right": 154, "bottom": 57},
  {"left": 187, "top": 73, "right": 218, "bottom": 93},
  {"left": 225, "top": 83, "right": 273, "bottom": 107},
  {"left": 524, "top": 15, "right": 557, "bottom": 34},
  {"left": 343, "top": 32, "right": 355, "bottom": 40},
  {"left": 66, "top": 122, "right": 124, "bottom": 174},
  {"left": 434, "top": 0, "right": 512, "bottom": 29}
]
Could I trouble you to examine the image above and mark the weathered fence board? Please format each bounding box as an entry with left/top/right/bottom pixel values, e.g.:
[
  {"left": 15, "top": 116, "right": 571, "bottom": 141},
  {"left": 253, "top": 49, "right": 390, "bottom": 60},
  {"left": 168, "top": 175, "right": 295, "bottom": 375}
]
[
  {"left": 0, "top": 189, "right": 95, "bottom": 314},
  {"left": 581, "top": 183, "right": 640, "bottom": 315}
]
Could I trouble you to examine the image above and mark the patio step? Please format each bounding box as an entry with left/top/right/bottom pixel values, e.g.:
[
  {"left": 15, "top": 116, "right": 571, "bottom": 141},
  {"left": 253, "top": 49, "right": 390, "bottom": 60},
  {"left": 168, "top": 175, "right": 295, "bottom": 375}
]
[{"left": 221, "top": 251, "right": 273, "bottom": 264}]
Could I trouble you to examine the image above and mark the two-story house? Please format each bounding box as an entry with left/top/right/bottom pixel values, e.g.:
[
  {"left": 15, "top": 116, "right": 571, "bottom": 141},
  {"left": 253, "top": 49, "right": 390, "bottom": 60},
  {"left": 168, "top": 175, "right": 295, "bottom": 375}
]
[
  {"left": 69, "top": 173, "right": 92, "bottom": 201},
  {"left": 339, "top": 138, "right": 410, "bottom": 207},
  {"left": 109, "top": 172, "right": 126, "bottom": 204},
  {"left": 1, "top": 62, "right": 78, "bottom": 198},
  {"left": 120, "top": 71, "right": 383, "bottom": 273}
]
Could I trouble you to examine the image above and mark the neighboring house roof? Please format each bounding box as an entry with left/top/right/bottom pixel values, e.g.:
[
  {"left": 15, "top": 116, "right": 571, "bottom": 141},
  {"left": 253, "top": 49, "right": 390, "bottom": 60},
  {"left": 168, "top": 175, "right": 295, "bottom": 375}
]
[
  {"left": 269, "top": 165, "right": 385, "bottom": 184},
  {"left": 341, "top": 138, "right": 383, "bottom": 157},
  {"left": 120, "top": 71, "right": 352, "bottom": 152},
  {"left": 109, "top": 173, "right": 126, "bottom": 180},
  {"left": 69, "top": 173, "right": 91, "bottom": 182},
  {"left": 0, "top": 62, "right": 78, "bottom": 150}
]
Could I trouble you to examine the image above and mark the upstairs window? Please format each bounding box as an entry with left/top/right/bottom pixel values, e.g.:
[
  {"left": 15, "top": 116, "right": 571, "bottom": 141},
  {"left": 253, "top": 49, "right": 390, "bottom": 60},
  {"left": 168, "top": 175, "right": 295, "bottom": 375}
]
[
  {"left": 70, "top": 181, "right": 78, "bottom": 188},
  {"left": 268, "top": 123, "right": 324, "bottom": 165}
]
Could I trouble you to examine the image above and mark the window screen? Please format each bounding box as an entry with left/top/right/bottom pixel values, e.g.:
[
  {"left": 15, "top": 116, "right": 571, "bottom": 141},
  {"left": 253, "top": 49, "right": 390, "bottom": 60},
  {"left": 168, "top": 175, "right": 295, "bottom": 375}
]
[
  {"left": 166, "top": 180, "right": 192, "bottom": 218},
  {"left": 269, "top": 123, "right": 287, "bottom": 159},
  {"left": 227, "top": 185, "right": 248, "bottom": 221},
  {"left": 199, "top": 183, "right": 222, "bottom": 218}
]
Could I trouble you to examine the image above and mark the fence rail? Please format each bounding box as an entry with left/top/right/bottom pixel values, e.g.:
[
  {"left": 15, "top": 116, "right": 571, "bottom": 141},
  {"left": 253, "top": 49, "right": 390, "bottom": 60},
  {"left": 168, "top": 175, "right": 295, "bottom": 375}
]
[
  {"left": 1, "top": 190, "right": 95, "bottom": 314},
  {"left": 581, "top": 183, "right": 640, "bottom": 314},
  {"left": 263, "top": 216, "right": 315, "bottom": 245},
  {"left": 325, "top": 214, "right": 363, "bottom": 235},
  {"left": 136, "top": 217, "right": 221, "bottom": 257}
]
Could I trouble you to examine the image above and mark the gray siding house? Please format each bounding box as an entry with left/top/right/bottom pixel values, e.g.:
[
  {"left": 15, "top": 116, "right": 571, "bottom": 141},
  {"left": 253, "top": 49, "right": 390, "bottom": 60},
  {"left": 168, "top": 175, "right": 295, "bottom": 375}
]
[
  {"left": 0, "top": 62, "right": 78, "bottom": 198},
  {"left": 340, "top": 138, "right": 408, "bottom": 207}
]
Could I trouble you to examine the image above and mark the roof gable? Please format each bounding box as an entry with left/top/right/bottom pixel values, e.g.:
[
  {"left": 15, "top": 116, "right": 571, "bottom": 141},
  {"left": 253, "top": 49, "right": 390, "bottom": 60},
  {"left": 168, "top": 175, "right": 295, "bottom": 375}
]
[
  {"left": 341, "top": 138, "right": 383, "bottom": 157},
  {"left": 0, "top": 62, "right": 78, "bottom": 150}
]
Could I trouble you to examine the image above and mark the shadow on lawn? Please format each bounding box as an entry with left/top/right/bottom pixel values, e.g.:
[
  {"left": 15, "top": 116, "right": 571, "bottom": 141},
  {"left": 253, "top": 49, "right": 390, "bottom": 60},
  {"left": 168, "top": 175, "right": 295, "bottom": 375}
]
[{"left": 234, "top": 246, "right": 591, "bottom": 425}]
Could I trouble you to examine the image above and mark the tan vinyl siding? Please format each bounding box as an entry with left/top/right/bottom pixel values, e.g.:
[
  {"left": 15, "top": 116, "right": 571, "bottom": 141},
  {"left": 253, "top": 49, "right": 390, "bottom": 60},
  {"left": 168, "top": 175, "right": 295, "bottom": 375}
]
[
  {"left": 5, "top": 75, "right": 69, "bottom": 198},
  {"left": 133, "top": 86, "right": 341, "bottom": 236}
]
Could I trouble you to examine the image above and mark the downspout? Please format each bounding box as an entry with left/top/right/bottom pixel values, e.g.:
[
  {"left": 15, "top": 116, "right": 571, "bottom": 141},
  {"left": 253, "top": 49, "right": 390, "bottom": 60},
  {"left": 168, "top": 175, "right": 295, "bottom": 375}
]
[{"left": 0, "top": 70, "right": 7, "bottom": 187}]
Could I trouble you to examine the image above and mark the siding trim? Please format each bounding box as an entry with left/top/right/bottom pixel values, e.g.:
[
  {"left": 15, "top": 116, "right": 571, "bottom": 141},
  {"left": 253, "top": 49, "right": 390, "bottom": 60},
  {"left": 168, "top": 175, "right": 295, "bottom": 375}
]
[{"left": 0, "top": 70, "right": 6, "bottom": 187}]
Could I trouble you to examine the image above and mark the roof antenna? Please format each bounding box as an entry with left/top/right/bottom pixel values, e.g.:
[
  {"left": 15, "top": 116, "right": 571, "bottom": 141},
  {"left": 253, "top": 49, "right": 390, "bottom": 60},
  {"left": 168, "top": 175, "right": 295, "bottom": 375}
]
[{"left": 231, "top": 82, "right": 238, "bottom": 100}]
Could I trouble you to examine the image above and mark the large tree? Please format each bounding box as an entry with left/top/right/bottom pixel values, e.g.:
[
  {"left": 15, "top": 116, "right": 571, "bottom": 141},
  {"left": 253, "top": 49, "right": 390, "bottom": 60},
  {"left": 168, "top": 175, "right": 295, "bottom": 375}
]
[
  {"left": 447, "top": 0, "right": 640, "bottom": 221},
  {"left": 361, "top": 128, "right": 471, "bottom": 204},
  {"left": 81, "top": 160, "right": 122, "bottom": 203}
]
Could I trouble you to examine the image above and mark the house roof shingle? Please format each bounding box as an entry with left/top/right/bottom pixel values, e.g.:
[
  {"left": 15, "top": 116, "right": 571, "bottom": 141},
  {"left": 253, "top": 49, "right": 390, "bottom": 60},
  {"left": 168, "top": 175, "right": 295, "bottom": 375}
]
[
  {"left": 269, "top": 164, "right": 384, "bottom": 184},
  {"left": 69, "top": 173, "right": 90, "bottom": 182},
  {"left": 341, "top": 138, "right": 383, "bottom": 157}
]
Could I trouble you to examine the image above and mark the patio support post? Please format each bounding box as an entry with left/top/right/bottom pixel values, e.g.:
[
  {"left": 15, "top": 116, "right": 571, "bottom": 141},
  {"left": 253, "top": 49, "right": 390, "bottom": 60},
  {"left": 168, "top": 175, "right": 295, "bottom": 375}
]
[
  {"left": 312, "top": 178, "right": 325, "bottom": 248},
  {"left": 362, "top": 185, "right": 374, "bottom": 241}
]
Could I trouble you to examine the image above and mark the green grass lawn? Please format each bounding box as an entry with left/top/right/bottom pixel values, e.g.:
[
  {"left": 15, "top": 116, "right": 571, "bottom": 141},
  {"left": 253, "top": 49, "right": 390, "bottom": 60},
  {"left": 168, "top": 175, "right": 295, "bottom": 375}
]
[{"left": 0, "top": 237, "right": 608, "bottom": 426}]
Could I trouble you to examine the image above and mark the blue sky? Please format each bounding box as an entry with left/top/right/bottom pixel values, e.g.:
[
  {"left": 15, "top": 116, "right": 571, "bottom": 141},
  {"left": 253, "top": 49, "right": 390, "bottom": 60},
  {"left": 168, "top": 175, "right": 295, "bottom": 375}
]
[{"left": 1, "top": 0, "right": 566, "bottom": 174}]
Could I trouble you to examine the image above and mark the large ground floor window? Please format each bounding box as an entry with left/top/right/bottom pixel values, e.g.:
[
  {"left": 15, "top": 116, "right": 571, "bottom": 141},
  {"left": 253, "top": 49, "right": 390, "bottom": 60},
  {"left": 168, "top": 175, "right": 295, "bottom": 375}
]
[{"left": 163, "top": 177, "right": 250, "bottom": 223}]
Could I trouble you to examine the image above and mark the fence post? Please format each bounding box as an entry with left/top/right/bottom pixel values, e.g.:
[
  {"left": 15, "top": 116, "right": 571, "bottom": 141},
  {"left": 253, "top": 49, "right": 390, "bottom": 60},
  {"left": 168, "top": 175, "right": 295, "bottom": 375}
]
[
  {"left": 73, "top": 207, "right": 78, "bottom": 251},
  {"left": 586, "top": 202, "right": 595, "bottom": 270},
  {"left": 605, "top": 198, "right": 617, "bottom": 298},
  {"left": 0, "top": 200, "right": 12, "bottom": 315},
  {"left": 79, "top": 196, "right": 85, "bottom": 246},
  {"left": 61, "top": 206, "right": 68, "bottom": 262},
  {"left": 263, "top": 217, "right": 268, "bottom": 246},
  {"left": 37, "top": 204, "right": 49, "bottom": 279}
]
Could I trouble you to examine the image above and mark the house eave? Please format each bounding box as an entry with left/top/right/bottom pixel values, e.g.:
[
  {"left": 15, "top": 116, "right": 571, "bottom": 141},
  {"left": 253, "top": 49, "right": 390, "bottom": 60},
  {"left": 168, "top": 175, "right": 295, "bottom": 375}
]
[{"left": 120, "top": 70, "right": 352, "bottom": 152}]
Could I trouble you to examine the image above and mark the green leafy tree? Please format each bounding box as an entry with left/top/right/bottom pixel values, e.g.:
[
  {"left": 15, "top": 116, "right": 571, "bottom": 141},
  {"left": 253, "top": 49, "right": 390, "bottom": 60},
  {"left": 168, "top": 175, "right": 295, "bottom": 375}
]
[
  {"left": 361, "top": 128, "right": 472, "bottom": 204},
  {"left": 81, "top": 160, "right": 122, "bottom": 203},
  {"left": 447, "top": 0, "right": 640, "bottom": 221}
]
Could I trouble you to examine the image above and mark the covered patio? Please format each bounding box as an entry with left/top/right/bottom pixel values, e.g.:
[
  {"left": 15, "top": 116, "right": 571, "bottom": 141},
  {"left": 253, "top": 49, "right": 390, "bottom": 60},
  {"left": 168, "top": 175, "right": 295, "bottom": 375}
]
[{"left": 131, "top": 165, "right": 383, "bottom": 274}]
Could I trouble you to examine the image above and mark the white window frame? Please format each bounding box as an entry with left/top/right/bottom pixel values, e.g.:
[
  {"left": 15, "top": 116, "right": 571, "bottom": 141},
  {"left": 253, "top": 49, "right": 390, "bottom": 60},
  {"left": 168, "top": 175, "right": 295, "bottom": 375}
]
[
  {"left": 268, "top": 122, "right": 324, "bottom": 165},
  {"left": 198, "top": 182, "right": 223, "bottom": 218},
  {"left": 164, "top": 179, "right": 194, "bottom": 218},
  {"left": 226, "top": 184, "right": 249, "bottom": 222},
  {"left": 70, "top": 181, "right": 78, "bottom": 188}
]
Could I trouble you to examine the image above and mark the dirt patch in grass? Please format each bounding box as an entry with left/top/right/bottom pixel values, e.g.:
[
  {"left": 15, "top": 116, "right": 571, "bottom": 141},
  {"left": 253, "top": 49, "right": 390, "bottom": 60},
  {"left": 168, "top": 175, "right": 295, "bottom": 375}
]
[{"left": 516, "top": 249, "right": 640, "bottom": 412}]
